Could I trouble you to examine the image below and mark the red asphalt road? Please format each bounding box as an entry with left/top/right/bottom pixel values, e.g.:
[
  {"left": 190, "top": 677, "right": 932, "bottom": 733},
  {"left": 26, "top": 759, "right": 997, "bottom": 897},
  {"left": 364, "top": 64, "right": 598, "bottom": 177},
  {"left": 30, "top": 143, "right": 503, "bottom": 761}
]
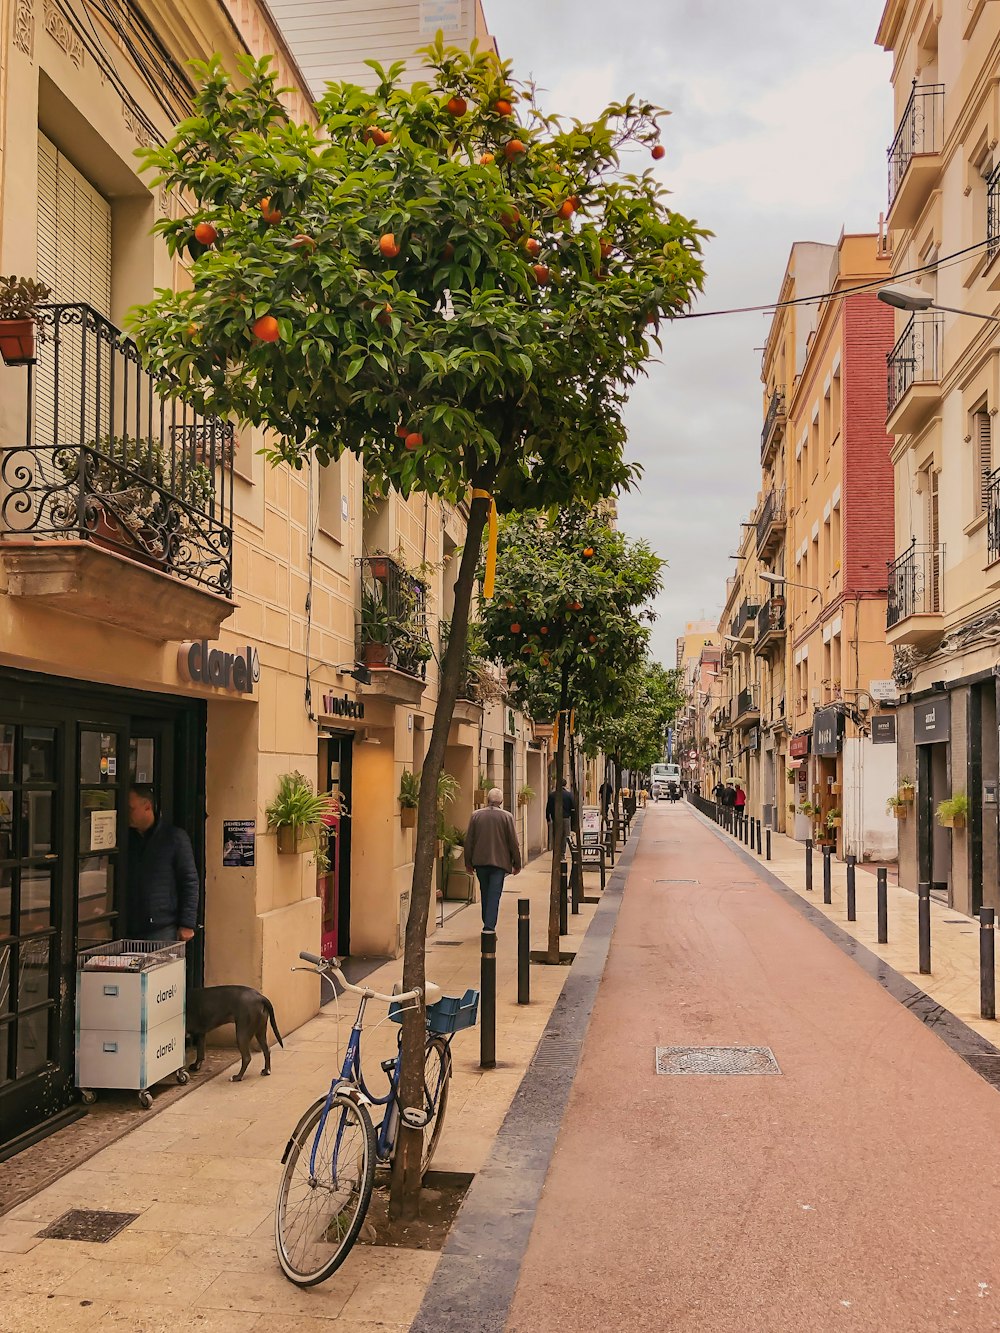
[{"left": 507, "top": 804, "right": 1000, "bottom": 1332}]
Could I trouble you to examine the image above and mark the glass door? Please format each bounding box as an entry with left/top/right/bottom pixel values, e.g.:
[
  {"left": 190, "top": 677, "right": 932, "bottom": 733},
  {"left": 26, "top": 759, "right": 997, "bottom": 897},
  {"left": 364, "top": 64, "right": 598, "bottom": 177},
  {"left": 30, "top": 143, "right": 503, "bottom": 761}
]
[
  {"left": 76, "top": 728, "right": 122, "bottom": 947},
  {"left": 321, "top": 737, "right": 353, "bottom": 958}
]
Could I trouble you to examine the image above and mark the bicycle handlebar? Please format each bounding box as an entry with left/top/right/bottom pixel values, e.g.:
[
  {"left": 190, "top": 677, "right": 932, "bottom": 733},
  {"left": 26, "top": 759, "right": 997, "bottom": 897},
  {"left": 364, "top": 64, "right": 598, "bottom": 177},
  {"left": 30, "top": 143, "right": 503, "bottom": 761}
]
[{"left": 298, "top": 951, "right": 422, "bottom": 1005}]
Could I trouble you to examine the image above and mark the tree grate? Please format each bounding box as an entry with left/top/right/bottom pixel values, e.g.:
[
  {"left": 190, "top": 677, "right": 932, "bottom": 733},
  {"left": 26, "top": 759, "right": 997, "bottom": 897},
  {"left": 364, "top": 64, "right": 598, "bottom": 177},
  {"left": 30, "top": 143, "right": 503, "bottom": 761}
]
[
  {"left": 36, "top": 1209, "right": 140, "bottom": 1242},
  {"left": 655, "top": 1045, "right": 782, "bottom": 1076}
]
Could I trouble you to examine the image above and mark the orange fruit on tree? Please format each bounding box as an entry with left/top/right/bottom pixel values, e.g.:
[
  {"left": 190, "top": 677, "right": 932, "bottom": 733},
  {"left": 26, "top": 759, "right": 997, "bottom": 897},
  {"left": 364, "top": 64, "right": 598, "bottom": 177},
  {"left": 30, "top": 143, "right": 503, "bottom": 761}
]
[
  {"left": 404, "top": 432, "right": 423, "bottom": 450},
  {"left": 504, "top": 139, "right": 526, "bottom": 161},
  {"left": 372, "top": 128, "right": 392, "bottom": 146},
  {"left": 395, "top": 424, "right": 409, "bottom": 439},
  {"left": 290, "top": 233, "right": 316, "bottom": 249},
  {"left": 252, "top": 314, "right": 280, "bottom": 343},
  {"left": 583, "top": 546, "right": 594, "bottom": 557},
  {"left": 259, "top": 198, "right": 282, "bottom": 224},
  {"left": 445, "top": 95, "right": 468, "bottom": 117},
  {"left": 479, "top": 152, "right": 495, "bottom": 165},
  {"left": 540, "top": 654, "right": 551, "bottom": 666},
  {"left": 379, "top": 233, "right": 400, "bottom": 259},
  {"left": 588, "top": 634, "right": 597, "bottom": 644},
  {"left": 376, "top": 303, "right": 393, "bottom": 327},
  {"left": 494, "top": 98, "right": 513, "bottom": 116},
  {"left": 558, "top": 199, "right": 576, "bottom": 220},
  {"left": 194, "top": 222, "right": 218, "bottom": 246},
  {"left": 185, "top": 322, "right": 199, "bottom": 338},
  {"left": 523, "top": 237, "right": 541, "bottom": 256},
  {"left": 540, "top": 626, "right": 549, "bottom": 635},
  {"left": 500, "top": 208, "right": 520, "bottom": 232},
  {"left": 443, "top": 241, "right": 456, "bottom": 260},
  {"left": 599, "top": 239, "right": 613, "bottom": 260},
  {"left": 651, "top": 144, "right": 666, "bottom": 161},
  {"left": 510, "top": 623, "right": 522, "bottom": 634},
  {"left": 532, "top": 264, "right": 550, "bottom": 286}
]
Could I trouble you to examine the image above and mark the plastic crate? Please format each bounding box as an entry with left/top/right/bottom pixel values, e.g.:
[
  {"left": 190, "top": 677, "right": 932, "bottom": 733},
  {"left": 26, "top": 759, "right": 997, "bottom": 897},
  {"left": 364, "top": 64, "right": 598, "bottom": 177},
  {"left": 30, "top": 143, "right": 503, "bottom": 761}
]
[{"left": 389, "top": 987, "right": 479, "bottom": 1034}]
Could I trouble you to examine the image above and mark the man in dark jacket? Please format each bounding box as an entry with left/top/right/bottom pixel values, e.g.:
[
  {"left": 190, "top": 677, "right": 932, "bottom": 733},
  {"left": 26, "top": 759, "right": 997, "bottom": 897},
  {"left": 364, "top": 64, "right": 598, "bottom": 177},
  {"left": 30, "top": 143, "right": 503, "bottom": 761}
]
[
  {"left": 464, "top": 788, "right": 522, "bottom": 931},
  {"left": 545, "top": 781, "right": 575, "bottom": 856},
  {"left": 127, "top": 784, "right": 199, "bottom": 943}
]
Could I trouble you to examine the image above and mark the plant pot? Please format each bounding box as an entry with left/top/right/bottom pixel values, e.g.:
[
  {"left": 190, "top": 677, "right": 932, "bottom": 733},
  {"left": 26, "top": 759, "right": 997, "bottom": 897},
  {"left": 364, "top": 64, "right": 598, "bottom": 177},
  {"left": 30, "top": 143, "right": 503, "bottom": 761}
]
[
  {"left": 900, "top": 788, "right": 914, "bottom": 804},
  {"left": 892, "top": 806, "right": 907, "bottom": 819},
  {"left": 276, "top": 825, "right": 313, "bottom": 854},
  {"left": 940, "top": 814, "right": 966, "bottom": 830},
  {"left": 400, "top": 805, "right": 417, "bottom": 829},
  {"left": 371, "top": 557, "right": 390, "bottom": 581},
  {"left": 831, "top": 783, "right": 842, "bottom": 795},
  {"left": 0, "top": 317, "right": 36, "bottom": 367},
  {"left": 364, "top": 642, "right": 391, "bottom": 668},
  {"left": 828, "top": 817, "right": 842, "bottom": 828}
]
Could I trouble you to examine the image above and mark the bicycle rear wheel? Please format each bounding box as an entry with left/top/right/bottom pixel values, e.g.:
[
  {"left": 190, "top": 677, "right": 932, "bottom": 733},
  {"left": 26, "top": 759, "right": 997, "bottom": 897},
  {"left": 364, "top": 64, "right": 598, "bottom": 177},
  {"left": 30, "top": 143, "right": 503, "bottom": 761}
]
[
  {"left": 275, "top": 1091, "right": 376, "bottom": 1286},
  {"left": 420, "top": 1036, "right": 452, "bottom": 1176}
]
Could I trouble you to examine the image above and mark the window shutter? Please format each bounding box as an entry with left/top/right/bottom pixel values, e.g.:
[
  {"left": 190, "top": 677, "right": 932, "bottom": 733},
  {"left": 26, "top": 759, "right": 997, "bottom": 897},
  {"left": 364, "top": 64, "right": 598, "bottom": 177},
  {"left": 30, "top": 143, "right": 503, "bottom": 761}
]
[{"left": 976, "top": 408, "right": 992, "bottom": 514}]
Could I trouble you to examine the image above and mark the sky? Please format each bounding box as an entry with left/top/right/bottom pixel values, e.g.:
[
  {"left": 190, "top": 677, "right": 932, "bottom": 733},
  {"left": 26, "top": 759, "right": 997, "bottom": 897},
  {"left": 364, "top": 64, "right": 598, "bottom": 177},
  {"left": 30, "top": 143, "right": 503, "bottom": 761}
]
[{"left": 486, "top": 0, "right": 893, "bottom": 667}]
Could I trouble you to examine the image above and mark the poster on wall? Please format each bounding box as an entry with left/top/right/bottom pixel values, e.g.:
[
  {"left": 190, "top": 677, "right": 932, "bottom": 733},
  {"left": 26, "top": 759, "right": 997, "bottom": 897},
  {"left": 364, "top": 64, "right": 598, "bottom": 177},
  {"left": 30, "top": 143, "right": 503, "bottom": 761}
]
[
  {"left": 581, "top": 806, "right": 602, "bottom": 861},
  {"left": 90, "top": 809, "right": 117, "bottom": 851},
  {"left": 223, "top": 819, "right": 256, "bottom": 868}
]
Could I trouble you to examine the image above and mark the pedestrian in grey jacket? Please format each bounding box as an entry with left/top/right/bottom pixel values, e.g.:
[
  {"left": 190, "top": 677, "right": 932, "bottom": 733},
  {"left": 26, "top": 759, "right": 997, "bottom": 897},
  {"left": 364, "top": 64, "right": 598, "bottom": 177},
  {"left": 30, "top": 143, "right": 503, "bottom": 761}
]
[
  {"left": 464, "top": 789, "right": 522, "bottom": 932},
  {"left": 127, "top": 784, "right": 199, "bottom": 943}
]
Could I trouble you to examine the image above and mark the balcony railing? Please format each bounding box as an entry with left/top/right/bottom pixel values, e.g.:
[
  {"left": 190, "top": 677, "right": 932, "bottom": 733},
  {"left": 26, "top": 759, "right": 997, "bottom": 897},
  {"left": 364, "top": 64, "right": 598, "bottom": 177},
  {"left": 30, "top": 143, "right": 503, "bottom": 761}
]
[
  {"left": 888, "top": 82, "right": 945, "bottom": 210},
  {"left": 886, "top": 313, "right": 944, "bottom": 417},
  {"left": 760, "top": 388, "right": 786, "bottom": 463},
  {"left": 0, "top": 303, "right": 234, "bottom": 594},
  {"left": 989, "top": 467, "right": 1000, "bottom": 564},
  {"left": 357, "top": 554, "right": 429, "bottom": 678},
  {"left": 756, "top": 486, "right": 786, "bottom": 554},
  {"left": 887, "top": 541, "right": 942, "bottom": 629},
  {"left": 733, "top": 687, "right": 758, "bottom": 723},
  {"left": 755, "top": 598, "right": 785, "bottom": 645},
  {"left": 731, "top": 599, "right": 761, "bottom": 638}
]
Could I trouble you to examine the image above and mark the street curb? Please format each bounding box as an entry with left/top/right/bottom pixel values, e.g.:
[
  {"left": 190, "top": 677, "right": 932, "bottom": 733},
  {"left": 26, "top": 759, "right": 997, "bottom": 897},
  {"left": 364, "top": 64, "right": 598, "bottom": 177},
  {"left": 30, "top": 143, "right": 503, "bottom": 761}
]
[
  {"left": 690, "top": 804, "right": 1000, "bottom": 1095},
  {"left": 410, "top": 813, "right": 644, "bottom": 1333}
]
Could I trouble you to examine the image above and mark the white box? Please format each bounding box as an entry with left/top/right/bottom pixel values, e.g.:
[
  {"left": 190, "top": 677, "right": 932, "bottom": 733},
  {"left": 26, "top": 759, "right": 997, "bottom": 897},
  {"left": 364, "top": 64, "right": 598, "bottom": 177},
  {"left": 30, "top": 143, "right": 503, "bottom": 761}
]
[
  {"left": 76, "top": 1014, "right": 186, "bottom": 1090},
  {"left": 77, "top": 958, "right": 184, "bottom": 1032}
]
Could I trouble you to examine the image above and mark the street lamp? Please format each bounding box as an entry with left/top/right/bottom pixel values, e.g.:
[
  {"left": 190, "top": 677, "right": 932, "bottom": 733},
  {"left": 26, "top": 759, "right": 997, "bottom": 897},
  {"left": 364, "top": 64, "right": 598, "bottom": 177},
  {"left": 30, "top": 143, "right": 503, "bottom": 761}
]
[
  {"left": 760, "top": 572, "right": 821, "bottom": 601},
  {"left": 877, "top": 284, "right": 1000, "bottom": 324}
]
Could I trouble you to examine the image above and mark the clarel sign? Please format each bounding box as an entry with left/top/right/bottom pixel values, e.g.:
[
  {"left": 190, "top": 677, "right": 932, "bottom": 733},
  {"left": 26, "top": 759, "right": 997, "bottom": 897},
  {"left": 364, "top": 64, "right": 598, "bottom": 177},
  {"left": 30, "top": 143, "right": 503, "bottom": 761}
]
[{"left": 178, "top": 641, "right": 260, "bottom": 695}]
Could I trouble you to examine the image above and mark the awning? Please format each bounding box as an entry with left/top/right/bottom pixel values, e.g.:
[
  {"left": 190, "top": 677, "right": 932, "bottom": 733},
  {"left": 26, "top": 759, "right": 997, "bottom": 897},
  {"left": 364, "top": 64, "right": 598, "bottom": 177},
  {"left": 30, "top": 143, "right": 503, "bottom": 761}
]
[{"left": 787, "top": 757, "right": 805, "bottom": 770}]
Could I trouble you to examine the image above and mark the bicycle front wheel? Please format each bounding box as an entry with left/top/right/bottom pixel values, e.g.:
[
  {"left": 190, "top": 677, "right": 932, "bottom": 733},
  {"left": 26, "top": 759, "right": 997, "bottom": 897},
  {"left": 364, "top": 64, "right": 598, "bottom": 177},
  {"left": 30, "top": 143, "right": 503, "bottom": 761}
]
[
  {"left": 421, "top": 1036, "right": 453, "bottom": 1176},
  {"left": 275, "top": 1091, "right": 376, "bottom": 1286}
]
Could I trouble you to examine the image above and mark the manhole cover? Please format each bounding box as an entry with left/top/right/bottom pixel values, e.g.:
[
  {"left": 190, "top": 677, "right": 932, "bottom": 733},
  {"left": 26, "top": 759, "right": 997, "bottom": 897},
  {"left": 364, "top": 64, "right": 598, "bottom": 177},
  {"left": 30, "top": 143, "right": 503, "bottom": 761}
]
[
  {"left": 655, "top": 1045, "right": 782, "bottom": 1076},
  {"left": 37, "top": 1209, "right": 140, "bottom": 1243}
]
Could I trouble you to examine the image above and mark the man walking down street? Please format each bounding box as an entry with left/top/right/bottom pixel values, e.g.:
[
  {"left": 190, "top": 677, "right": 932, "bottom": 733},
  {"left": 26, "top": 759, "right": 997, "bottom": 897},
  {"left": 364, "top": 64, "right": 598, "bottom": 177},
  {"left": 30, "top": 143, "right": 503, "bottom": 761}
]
[
  {"left": 546, "top": 780, "right": 575, "bottom": 857},
  {"left": 465, "top": 788, "right": 522, "bottom": 932},
  {"left": 127, "top": 784, "right": 200, "bottom": 943}
]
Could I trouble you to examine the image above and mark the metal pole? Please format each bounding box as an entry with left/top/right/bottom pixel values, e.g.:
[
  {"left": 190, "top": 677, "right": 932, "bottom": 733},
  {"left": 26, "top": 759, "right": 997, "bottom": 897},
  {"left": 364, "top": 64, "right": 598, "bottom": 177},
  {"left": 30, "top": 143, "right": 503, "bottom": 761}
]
[
  {"left": 480, "top": 930, "right": 496, "bottom": 1069},
  {"left": 599, "top": 846, "right": 606, "bottom": 892},
  {"left": 765, "top": 828, "right": 771, "bottom": 861},
  {"left": 822, "top": 846, "right": 832, "bottom": 905},
  {"left": 982, "top": 908, "right": 996, "bottom": 1021},
  {"left": 877, "top": 866, "right": 888, "bottom": 944},
  {"left": 559, "top": 860, "right": 569, "bottom": 936},
  {"left": 571, "top": 846, "right": 581, "bottom": 915},
  {"left": 918, "top": 880, "right": 931, "bottom": 975},
  {"left": 846, "top": 854, "right": 856, "bottom": 922},
  {"left": 805, "top": 839, "right": 813, "bottom": 892},
  {"left": 517, "top": 900, "right": 530, "bottom": 1005},
  {"left": 756, "top": 819, "right": 762, "bottom": 855}
]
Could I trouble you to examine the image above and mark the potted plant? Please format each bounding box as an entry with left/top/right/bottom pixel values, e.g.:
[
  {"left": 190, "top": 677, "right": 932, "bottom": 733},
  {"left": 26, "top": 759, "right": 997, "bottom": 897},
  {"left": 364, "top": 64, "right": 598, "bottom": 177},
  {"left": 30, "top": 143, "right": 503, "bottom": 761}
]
[
  {"left": 517, "top": 784, "right": 535, "bottom": 808},
  {"left": 826, "top": 807, "right": 842, "bottom": 830},
  {"left": 370, "top": 553, "right": 391, "bottom": 582},
  {"left": 266, "top": 771, "right": 332, "bottom": 861},
  {"left": 898, "top": 777, "right": 915, "bottom": 804},
  {"left": 436, "top": 770, "right": 460, "bottom": 855},
  {"left": 0, "top": 274, "right": 52, "bottom": 366},
  {"left": 786, "top": 768, "right": 797, "bottom": 784},
  {"left": 936, "top": 792, "right": 969, "bottom": 830},
  {"left": 474, "top": 773, "right": 490, "bottom": 808},
  {"left": 886, "top": 794, "right": 907, "bottom": 819},
  {"left": 360, "top": 586, "right": 393, "bottom": 667},
  {"left": 798, "top": 800, "right": 815, "bottom": 817},
  {"left": 831, "top": 782, "right": 842, "bottom": 795},
  {"left": 399, "top": 768, "right": 420, "bottom": 828}
]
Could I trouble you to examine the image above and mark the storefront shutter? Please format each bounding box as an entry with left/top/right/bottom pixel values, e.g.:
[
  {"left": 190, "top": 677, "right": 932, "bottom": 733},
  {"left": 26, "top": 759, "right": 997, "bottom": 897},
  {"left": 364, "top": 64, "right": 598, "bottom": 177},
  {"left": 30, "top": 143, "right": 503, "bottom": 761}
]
[{"left": 35, "top": 135, "right": 113, "bottom": 448}]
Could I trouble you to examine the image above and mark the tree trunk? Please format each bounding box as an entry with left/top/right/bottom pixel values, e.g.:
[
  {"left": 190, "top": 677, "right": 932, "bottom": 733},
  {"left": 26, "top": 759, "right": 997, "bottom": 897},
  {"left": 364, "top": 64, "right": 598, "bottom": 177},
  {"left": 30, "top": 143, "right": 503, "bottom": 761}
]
[
  {"left": 389, "top": 489, "right": 490, "bottom": 1222},
  {"left": 547, "top": 674, "right": 569, "bottom": 963}
]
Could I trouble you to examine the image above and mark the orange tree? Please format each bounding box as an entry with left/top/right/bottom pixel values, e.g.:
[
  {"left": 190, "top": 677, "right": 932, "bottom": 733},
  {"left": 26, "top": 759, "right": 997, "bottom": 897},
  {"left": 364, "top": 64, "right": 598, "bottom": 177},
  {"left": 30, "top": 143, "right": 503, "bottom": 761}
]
[
  {"left": 477, "top": 508, "right": 662, "bottom": 958},
  {"left": 129, "top": 39, "right": 705, "bottom": 1216}
]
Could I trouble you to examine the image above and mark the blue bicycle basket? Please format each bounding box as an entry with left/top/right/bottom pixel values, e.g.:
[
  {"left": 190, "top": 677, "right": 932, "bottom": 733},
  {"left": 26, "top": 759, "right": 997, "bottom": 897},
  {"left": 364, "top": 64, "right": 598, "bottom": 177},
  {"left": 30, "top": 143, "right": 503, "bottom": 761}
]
[{"left": 389, "top": 988, "right": 480, "bottom": 1033}]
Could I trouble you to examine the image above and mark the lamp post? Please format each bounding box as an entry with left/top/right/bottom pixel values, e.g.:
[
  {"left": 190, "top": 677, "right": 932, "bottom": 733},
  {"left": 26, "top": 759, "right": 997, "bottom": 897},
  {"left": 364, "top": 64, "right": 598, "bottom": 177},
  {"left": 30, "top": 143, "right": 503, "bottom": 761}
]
[{"left": 877, "top": 284, "right": 1000, "bottom": 324}]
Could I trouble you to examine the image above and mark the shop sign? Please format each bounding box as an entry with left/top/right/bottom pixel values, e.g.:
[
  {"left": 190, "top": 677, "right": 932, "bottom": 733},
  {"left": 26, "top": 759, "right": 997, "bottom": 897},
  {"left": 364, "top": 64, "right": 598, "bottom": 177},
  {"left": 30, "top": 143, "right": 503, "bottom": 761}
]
[
  {"left": 872, "top": 714, "right": 897, "bottom": 746},
  {"left": 870, "top": 679, "right": 898, "bottom": 703},
  {"left": 747, "top": 726, "right": 760, "bottom": 753},
  {"left": 581, "top": 806, "right": 602, "bottom": 861},
  {"left": 789, "top": 732, "right": 811, "bottom": 758},
  {"left": 813, "top": 707, "right": 843, "bottom": 757},
  {"left": 914, "top": 697, "right": 950, "bottom": 745},
  {"left": 223, "top": 819, "right": 256, "bottom": 867},
  {"left": 179, "top": 641, "right": 260, "bottom": 694},
  {"left": 322, "top": 693, "right": 366, "bottom": 720}
]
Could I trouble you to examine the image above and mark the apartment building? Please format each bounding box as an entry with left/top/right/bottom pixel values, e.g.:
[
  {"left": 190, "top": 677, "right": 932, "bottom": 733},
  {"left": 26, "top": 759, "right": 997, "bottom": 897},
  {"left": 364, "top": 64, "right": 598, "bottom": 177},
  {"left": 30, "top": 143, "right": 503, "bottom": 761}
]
[
  {"left": 0, "top": 0, "right": 542, "bottom": 1154},
  {"left": 877, "top": 0, "right": 1000, "bottom": 913}
]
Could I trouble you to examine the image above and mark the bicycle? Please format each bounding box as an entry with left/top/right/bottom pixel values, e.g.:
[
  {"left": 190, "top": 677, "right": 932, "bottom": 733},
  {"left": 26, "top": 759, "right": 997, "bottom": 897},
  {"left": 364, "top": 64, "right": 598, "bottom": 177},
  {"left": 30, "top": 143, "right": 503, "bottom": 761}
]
[{"left": 274, "top": 951, "right": 479, "bottom": 1287}]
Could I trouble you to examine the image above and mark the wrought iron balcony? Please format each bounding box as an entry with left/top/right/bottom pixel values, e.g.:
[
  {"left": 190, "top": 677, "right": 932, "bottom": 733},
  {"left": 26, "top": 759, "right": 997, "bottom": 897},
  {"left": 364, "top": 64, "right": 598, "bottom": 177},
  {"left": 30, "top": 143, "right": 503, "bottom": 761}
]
[
  {"left": 887, "top": 82, "right": 945, "bottom": 221},
  {"left": 756, "top": 486, "right": 786, "bottom": 557},
  {"left": 886, "top": 540, "right": 944, "bottom": 644},
  {"left": 989, "top": 466, "right": 1000, "bottom": 566},
  {"left": 0, "top": 303, "right": 235, "bottom": 639},
  {"left": 730, "top": 599, "right": 761, "bottom": 641},
  {"left": 754, "top": 598, "right": 786, "bottom": 656},
  {"left": 886, "top": 312, "right": 943, "bottom": 429},
  {"left": 357, "top": 554, "right": 429, "bottom": 686},
  {"left": 732, "top": 687, "right": 759, "bottom": 729},
  {"left": 761, "top": 388, "right": 786, "bottom": 464}
]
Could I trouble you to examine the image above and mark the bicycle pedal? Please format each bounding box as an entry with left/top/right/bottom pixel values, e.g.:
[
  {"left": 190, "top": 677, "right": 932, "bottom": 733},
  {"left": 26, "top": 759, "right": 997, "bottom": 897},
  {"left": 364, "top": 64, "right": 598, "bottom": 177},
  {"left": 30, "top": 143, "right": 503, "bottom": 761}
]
[{"left": 401, "top": 1106, "right": 429, "bottom": 1129}]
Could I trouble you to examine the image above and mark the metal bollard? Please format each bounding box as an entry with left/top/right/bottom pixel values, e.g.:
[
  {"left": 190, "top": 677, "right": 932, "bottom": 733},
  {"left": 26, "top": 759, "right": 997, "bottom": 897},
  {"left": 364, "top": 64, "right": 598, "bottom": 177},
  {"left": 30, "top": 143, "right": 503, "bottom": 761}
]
[
  {"left": 877, "top": 867, "right": 888, "bottom": 944},
  {"left": 517, "top": 900, "right": 530, "bottom": 1006},
  {"left": 822, "top": 846, "right": 832, "bottom": 905},
  {"left": 766, "top": 828, "right": 772, "bottom": 861},
  {"left": 982, "top": 908, "right": 996, "bottom": 1020},
  {"left": 559, "top": 861, "right": 569, "bottom": 936},
  {"left": 480, "top": 930, "right": 496, "bottom": 1069},
  {"left": 599, "top": 846, "right": 607, "bottom": 892},
  {"left": 805, "top": 839, "right": 813, "bottom": 892},
  {"left": 571, "top": 847, "right": 581, "bottom": 915},
  {"left": 846, "top": 854, "right": 856, "bottom": 922},
  {"left": 756, "top": 819, "right": 762, "bottom": 855},
  {"left": 918, "top": 880, "right": 931, "bottom": 975}
]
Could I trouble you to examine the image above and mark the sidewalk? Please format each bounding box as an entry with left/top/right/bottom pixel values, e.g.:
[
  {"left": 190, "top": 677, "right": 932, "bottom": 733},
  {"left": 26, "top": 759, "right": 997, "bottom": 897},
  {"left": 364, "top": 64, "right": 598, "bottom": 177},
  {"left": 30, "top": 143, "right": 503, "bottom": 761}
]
[
  {"left": 0, "top": 850, "right": 599, "bottom": 1333},
  {"left": 508, "top": 802, "right": 1000, "bottom": 1332},
  {"left": 709, "top": 810, "right": 1000, "bottom": 1051}
]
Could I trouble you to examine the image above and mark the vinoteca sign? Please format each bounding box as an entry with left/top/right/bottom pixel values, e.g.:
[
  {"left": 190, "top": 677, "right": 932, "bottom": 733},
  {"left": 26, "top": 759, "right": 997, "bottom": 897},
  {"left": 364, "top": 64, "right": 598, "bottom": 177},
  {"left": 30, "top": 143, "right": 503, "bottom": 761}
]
[
  {"left": 323, "top": 693, "right": 365, "bottom": 720},
  {"left": 178, "top": 641, "right": 260, "bottom": 694}
]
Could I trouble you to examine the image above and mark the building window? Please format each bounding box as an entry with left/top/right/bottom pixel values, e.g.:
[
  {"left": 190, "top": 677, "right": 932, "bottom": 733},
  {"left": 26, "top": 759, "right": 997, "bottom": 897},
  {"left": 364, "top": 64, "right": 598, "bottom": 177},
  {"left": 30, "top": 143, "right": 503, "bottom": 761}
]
[
  {"left": 987, "top": 162, "right": 1000, "bottom": 262},
  {"left": 317, "top": 456, "right": 344, "bottom": 542},
  {"left": 974, "top": 405, "right": 992, "bottom": 516}
]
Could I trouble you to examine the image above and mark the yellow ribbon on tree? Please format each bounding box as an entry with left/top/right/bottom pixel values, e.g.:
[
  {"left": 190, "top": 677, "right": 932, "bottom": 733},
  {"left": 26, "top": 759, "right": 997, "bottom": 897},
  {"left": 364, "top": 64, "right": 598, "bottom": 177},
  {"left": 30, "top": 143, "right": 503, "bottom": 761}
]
[{"left": 472, "top": 488, "right": 498, "bottom": 599}]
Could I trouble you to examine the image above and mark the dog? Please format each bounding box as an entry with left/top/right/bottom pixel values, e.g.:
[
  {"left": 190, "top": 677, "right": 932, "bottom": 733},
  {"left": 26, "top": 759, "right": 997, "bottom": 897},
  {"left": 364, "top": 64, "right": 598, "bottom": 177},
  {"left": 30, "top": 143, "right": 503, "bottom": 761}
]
[{"left": 186, "top": 985, "right": 284, "bottom": 1082}]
